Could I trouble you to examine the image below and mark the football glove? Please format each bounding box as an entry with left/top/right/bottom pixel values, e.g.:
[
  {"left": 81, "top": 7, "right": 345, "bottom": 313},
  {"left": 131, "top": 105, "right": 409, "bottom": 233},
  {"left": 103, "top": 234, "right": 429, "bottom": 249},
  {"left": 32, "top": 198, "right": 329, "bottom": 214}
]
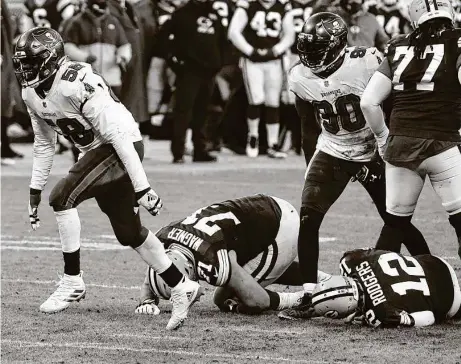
[
  {"left": 136, "top": 188, "right": 163, "bottom": 216},
  {"left": 135, "top": 299, "right": 160, "bottom": 315},
  {"left": 28, "top": 189, "right": 41, "bottom": 230}
]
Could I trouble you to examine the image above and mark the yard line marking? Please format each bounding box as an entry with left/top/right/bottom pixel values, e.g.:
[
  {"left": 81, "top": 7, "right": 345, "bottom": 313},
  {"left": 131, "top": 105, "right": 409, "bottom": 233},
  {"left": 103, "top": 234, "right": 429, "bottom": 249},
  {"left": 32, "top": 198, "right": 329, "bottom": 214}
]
[
  {"left": 0, "top": 237, "right": 128, "bottom": 251},
  {"left": 1, "top": 278, "right": 140, "bottom": 290},
  {"left": 109, "top": 334, "right": 185, "bottom": 341},
  {"left": 1, "top": 340, "right": 326, "bottom": 363}
]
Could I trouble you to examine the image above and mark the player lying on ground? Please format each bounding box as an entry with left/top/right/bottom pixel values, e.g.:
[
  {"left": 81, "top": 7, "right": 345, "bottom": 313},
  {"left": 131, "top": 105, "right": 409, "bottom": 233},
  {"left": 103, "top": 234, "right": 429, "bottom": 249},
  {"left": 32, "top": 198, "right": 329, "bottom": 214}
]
[
  {"left": 310, "top": 248, "right": 461, "bottom": 327},
  {"left": 135, "top": 194, "right": 330, "bottom": 315},
  {"left": 13, "top": 27, "right": 202, "bottom": 330},
  {"left": 279, "top": 11, "right": 429, "bottom": 321}
]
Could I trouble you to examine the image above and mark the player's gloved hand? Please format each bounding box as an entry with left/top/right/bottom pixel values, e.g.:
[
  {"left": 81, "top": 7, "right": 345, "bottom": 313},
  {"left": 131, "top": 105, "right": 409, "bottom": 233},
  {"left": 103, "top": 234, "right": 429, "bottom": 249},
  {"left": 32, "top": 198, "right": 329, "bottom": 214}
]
[
  {"left": 136, "top": 188, "right": 163, "bottom": 216},
  {"left": 344, "top": 311, "right": 365, "bottom": 325},
  {"left": 86, "top": 54, "right": 97, "bottom": 64},
  {"left": 28, "top": 188, "right": 42, "bottom": 230},
  {"left": 135, "top": 298, "right": 160, "bottom": 315},
  {"left": 375, "top": 128, "right": 389, "bottom": 158}
]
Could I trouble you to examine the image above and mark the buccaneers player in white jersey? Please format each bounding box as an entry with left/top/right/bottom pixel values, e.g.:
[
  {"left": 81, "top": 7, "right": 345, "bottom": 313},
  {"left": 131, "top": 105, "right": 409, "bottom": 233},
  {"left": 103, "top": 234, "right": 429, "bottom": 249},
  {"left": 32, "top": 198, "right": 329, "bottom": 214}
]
[
  {"left": 278, "top": 13, "right": 429, "bottom": 320},
  {"left": 361, "top": 0, "right": 461, "bottom": 262},
  {"left": 13, "top": 27, "right": 202, "bottom": 330},
  {"left": 228, "top": 0, "right": 295, "bottom": 158}
]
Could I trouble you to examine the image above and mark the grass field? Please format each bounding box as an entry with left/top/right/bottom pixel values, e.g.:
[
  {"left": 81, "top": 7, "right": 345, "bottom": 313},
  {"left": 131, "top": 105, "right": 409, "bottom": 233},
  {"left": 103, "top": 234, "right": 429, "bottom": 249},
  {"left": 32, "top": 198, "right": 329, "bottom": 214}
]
[{"left": 1, "top": 141, "right": 460, "bottom": 364}]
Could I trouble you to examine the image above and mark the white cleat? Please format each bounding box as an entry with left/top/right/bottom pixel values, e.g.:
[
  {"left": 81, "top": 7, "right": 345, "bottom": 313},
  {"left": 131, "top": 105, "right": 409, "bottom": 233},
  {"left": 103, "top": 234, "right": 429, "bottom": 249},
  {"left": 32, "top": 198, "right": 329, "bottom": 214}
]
[
  {"left": 246, "top": 135, "right": 259, "bottom": 158},
  {"left": 267, "top": 145, "right": 287, "bottom": 159},
  {"left": 166, "top": 278, "right": 204, "bottom": 330},
  {"left": 40, "top": 271, "right": 86, "bottom": 313}
]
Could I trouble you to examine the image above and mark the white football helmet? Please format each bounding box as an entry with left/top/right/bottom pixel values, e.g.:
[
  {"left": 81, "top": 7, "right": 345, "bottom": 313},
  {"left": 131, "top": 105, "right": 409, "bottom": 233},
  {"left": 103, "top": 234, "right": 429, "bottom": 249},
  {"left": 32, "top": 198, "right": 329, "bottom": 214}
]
[
  {"left": 311, "top": 275, "right": 361, "bottom": 319},
  {"left": 148, "top": 246, "right": 197, "bottom": 300},
  {"left": 408, "top": 0, "right": 454, "bottom": 28}
]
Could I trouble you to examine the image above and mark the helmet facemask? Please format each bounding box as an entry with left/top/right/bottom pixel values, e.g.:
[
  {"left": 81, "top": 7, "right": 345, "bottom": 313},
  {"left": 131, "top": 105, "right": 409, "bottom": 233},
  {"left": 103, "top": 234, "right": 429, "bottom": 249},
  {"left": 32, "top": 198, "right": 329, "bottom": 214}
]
[{"left": 297, "top": 32, "right": 347, "bottom": 74}]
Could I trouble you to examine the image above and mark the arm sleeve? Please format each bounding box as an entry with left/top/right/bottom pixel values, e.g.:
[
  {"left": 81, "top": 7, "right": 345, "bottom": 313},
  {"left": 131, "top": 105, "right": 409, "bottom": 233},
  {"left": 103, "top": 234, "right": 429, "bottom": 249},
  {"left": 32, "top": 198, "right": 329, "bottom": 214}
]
[
  {"left": 381, "top": 309, "right": 435, "bottom": 327},
  {"left": 29, "top": 111, "right": 57, "bottom": 191},
  {"left": 75, "top": 71, "right": 151, "bottom": 193},
  {"left": 295, "top": 95, "right": 320, "bottom": 166},
  {"left": 228, "top": 7, "right": 253, "bottom": 56},
  {"left": 360, "top": 71, "right": 391, "bottom": 137},
  {"left": 272, "top": 9, "right": 295, "bottom": 56}
]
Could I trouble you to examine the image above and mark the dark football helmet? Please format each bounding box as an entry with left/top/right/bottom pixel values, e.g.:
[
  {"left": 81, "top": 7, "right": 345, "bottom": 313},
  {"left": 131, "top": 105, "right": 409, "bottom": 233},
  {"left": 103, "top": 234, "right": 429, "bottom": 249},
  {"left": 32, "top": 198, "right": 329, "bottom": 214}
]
[
  {"left": 297, "top": 12, "right": 348, "bottom": 74},
  {"left": 12, "top": 27, "right": 66, "bottom": 88}
]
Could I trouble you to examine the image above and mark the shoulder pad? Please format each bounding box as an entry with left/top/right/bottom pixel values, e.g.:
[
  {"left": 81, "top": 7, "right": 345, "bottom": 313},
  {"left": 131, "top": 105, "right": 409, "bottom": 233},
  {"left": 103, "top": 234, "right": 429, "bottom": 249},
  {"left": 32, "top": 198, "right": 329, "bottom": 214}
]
[{"left": 59, "top": 62, "right": 92, "bottom": 98}]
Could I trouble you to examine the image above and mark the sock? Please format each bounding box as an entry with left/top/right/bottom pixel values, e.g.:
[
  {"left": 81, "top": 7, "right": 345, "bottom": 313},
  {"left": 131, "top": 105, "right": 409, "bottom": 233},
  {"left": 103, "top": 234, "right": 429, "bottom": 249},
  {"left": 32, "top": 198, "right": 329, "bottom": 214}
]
[
  {"left": 303, "top": 283, "right": 316, "bottom": 294},
  {"left": 266, "top": 123, "right": 280, "bottom": 147},
  {"left": 402, "top": 223, "right": 430, "bottom": 255},
  {"left": 134, "top": 231, "right": 183, "bottom": 287},
  {"left": 63, "top": 249, "right": 80, "bottom": 275},
  {"left": 276, "top": 291, "right": 305, "bottom": 310},
  {"left": 265, "top": 289, "right": 281, "bottom": 310},
  {"left": 247, "top": 118, "right": 259, "bottom": 137},
  {"left": 55, "top": 209, "right": 81, "bottom": 274}
]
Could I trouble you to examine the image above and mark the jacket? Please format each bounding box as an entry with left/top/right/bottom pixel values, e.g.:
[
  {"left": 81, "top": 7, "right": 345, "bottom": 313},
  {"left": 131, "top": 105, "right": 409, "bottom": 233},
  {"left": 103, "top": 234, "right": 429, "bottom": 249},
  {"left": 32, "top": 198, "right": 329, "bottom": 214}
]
[{"left": 62, "top": 9, "right": 132, "bottom": 86}]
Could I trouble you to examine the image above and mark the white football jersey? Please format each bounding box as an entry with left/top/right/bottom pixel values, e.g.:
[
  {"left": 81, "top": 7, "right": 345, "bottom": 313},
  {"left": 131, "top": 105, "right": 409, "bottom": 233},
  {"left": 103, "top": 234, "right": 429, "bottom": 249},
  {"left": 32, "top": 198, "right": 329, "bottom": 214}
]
[
  {"left": 23, "top": 60, "right": 141, "bottom": 154},
  {"left": 24, "top": 60, "right": 146, "bottom": 191},
  {"left": 289, "top": 47, "right": 382, "bottom": 161}
]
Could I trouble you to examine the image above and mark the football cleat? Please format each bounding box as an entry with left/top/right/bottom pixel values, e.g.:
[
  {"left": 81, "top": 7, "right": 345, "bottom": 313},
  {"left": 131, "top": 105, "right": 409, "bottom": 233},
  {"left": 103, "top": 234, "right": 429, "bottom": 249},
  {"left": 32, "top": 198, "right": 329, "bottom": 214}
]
[
  {"left": 277, "top": 293, "right": 315, "bottom": 320},
  {"left": 267, "top": 145, "right": 287, "bottom": 159},
  {"left": 40, "top": 271, "right": 86, "bottom": 313},
  {"left": 246, "top": 135, "right": 259, "bottom": 158},
  {"left": 166, "top": 277, "right": 204, "bottom": 330}
]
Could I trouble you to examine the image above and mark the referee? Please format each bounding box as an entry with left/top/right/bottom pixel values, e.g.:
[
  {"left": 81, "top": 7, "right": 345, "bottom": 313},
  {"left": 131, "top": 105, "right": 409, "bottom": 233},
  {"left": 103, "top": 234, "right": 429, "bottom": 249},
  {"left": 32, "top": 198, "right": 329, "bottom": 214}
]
[{"left": 155, "top": 0, "right": 226, "bottom": 163}]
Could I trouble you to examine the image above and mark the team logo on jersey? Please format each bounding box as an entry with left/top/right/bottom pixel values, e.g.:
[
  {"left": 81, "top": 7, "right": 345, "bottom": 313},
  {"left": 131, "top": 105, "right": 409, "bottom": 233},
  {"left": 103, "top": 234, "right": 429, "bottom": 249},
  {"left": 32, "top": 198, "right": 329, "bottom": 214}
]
[{"left": 84, "top": 82, "right": 95, "bottom": 94}]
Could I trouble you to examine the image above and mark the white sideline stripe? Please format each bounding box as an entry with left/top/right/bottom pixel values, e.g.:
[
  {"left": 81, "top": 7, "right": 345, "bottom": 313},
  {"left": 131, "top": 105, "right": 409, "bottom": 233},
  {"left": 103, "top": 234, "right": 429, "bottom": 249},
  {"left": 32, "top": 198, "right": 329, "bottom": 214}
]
[
  {"left": 1, "top": 340, "right": 324, "bottom": 363},
  {"left": 110, "top": 334, "right": 185, "bottom": 341},
  {"left": 1, "top": 278, "right": 140, "bottom": 290}
]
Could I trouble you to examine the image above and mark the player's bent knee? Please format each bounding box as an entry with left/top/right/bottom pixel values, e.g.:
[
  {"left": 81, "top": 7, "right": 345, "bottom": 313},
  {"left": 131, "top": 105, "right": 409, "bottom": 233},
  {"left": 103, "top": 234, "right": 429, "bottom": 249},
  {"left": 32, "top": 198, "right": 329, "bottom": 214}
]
[
  {"left": 247, "top": 104, "right": 262, "bottom": 120},
  {"left": 116, "top": 225, "right": 149, "bottom": 248},
  {"left": 49, "top": 178, "right": 77, "bottom": 211}
]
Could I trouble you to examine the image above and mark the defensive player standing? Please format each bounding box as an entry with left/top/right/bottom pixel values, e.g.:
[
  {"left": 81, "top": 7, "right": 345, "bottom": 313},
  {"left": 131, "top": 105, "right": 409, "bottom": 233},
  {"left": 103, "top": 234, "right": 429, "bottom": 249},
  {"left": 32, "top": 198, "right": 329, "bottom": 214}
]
[
  {"left": 13, "top": 28, "right": 202, "bottom": 330},
  {"left": 134, "top": 194, "right": 330, "bottom": 315},
  {"left": 278, "top": 12, "right": 429, "bottom": 320},
  {"left": 312, "top": 248, "right": 461, "bottom": 327},
  {"left": 228, "top": 0, "right": 295, "bottom": 158},
  {"left": 360, "top": 0, "right": 461, "bottom": 260}
]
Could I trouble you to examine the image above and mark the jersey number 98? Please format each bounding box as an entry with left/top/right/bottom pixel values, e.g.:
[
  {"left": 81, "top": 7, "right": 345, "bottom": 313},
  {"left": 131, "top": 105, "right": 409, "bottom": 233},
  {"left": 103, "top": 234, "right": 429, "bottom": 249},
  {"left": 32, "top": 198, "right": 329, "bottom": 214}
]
[{"left": 313, "top": 94, "right": 366, "bottom": 134}]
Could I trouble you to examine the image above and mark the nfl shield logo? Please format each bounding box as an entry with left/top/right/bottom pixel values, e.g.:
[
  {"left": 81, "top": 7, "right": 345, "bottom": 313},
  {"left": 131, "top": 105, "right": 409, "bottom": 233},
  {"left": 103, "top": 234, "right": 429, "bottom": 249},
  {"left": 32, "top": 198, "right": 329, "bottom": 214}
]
[
  {"left": 324, "top": 81, "right": 329, "bottom": 87},
  {"left": 43, "top": 102, "right": 47, "bottom": 108}
]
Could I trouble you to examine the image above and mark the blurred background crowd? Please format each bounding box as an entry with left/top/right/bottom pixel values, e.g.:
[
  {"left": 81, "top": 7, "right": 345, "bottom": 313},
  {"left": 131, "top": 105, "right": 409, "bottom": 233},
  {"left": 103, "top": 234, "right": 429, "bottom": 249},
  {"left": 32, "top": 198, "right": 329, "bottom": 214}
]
[{"left": 2, "top": 0, "right": 461, "bottom": 165}]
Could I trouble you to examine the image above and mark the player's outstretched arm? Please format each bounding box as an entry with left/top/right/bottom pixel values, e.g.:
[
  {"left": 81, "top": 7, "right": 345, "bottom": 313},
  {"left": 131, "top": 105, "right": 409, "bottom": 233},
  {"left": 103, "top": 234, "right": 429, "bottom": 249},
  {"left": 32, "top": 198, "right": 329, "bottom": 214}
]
[
  {"left": 28, "top": 111, "right": 57, "bottom": 231},
  {"left": 360, "top": 71, "right": 392, "bottom": 157}
]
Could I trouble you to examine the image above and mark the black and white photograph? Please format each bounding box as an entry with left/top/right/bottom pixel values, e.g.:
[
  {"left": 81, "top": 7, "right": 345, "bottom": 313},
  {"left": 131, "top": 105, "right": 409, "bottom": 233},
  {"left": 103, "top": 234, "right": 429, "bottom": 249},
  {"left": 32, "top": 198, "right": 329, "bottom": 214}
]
[{"left": 1, "top": 0, "right": 461, "bottom": 361}]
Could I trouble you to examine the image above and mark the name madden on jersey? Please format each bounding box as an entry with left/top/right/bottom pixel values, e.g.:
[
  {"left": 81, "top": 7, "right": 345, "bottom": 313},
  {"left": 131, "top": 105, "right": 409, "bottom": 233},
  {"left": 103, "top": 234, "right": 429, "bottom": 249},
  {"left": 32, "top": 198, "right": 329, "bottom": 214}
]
[{"left": 289, "top": 47, "right": 382, "bottom": 161}]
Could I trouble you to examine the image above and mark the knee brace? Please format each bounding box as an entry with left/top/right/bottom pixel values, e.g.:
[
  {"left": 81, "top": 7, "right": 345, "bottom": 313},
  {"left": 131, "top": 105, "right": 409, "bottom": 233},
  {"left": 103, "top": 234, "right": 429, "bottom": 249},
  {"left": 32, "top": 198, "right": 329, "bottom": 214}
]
[
  {"left": 247, "top": 104, "right": 262, "bottom": 120},
  {"left": 264, "top": 106, "right": 280, "bottom": 125}
]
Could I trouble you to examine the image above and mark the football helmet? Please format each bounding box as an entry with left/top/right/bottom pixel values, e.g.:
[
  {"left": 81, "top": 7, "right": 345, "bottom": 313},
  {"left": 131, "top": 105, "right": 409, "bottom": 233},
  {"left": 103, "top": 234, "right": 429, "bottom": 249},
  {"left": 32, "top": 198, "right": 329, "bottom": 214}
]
[
  {"left": 148, "top": 247, "right": 197, "bottom": 300},
  {"left": 12, "top": 27, "right": 66, "bottom": 88},
  {"left": 408, "top": 0, "right": 454, "bottom": 28},
  {"left": 311, "top": 275, "right": 361, "bottom": 319},
  {"left": 297, "top": 12, "right": 348, "bottom": 74}
]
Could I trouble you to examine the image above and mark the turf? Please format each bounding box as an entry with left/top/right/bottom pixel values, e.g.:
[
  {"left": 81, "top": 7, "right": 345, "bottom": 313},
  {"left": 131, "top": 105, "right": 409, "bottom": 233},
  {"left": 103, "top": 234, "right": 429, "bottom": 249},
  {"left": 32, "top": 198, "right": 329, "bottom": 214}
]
[{"left": 1, "top": 141, "right": 460, "bottom": 364}]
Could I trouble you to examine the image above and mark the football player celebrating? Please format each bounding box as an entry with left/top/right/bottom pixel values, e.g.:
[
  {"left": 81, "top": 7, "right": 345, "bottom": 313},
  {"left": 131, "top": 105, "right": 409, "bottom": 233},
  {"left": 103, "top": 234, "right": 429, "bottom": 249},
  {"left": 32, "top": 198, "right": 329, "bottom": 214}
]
[
  {"left": 228, "top": 0, "right": 295, "bottom": 158},
  {"left": 13, "top": 27, "right": 202, "bottom": 330},
  {"left": 278, "top": 12, "right": 430, "bottom": 320},
  {"left": 311, "top": 248, "right": 461, "bottom": 327},
  {"left": 360, "top": 0, "right": 461, "bottom": 260},
  {"left": 134, "top": 194, "right": 330, "bottom": 315}
]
